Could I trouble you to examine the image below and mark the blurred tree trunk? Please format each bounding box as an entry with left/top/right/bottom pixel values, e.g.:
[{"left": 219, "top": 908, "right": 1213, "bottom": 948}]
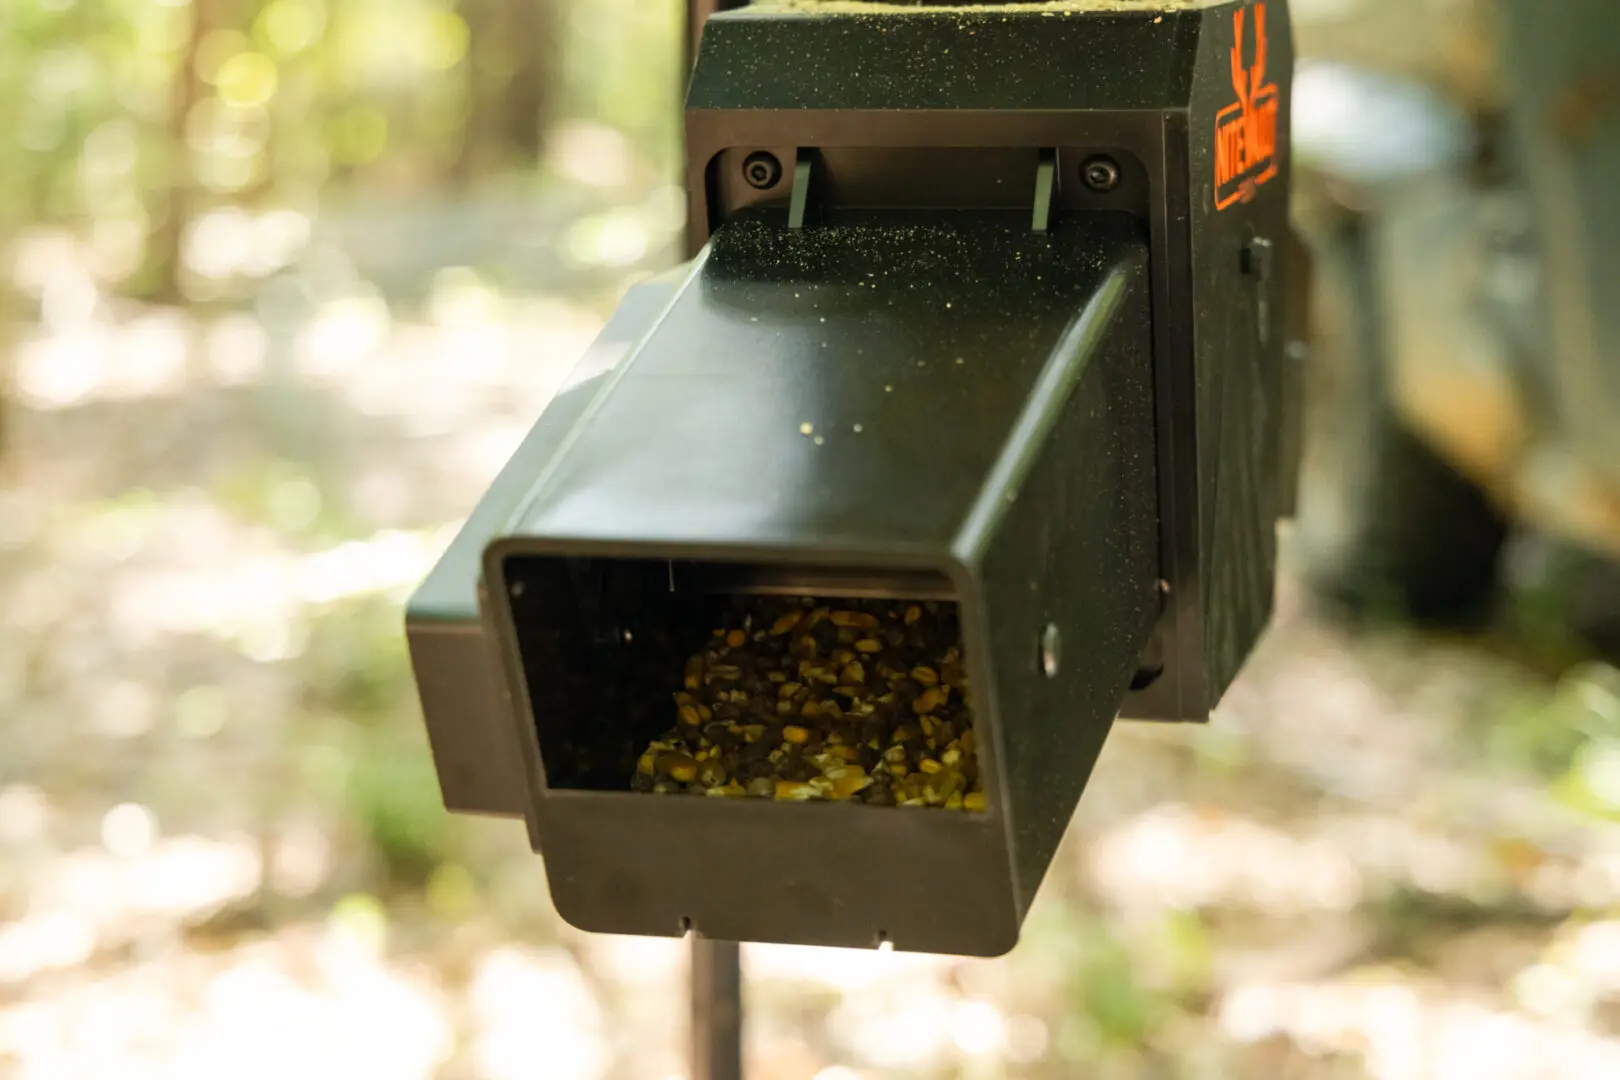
[
  {"left": 151, "top": 0, "right": 215, "bottom": 303},
  {"left": 455, "top": 0, "right": 556, "bottom": 185}
]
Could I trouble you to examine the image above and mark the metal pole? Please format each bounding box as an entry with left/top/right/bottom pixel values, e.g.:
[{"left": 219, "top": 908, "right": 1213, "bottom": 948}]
[
  {"left": 683, "top": 7, "right": 748, "bottom": 1079},
  {"left": 691, "top": 939, "right": 744, "bottom": 1080}
]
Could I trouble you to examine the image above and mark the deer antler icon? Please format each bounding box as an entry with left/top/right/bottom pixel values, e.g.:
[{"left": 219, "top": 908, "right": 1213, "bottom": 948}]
[{"left": 1229, "top": 4, "right": 1269, "bottom": 119}]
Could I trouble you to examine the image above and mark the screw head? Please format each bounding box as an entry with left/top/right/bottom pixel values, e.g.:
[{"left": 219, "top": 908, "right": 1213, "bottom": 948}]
[
  {"left": 1081, "top": 155, "right": 1122, "bottom": 193},
  {"left": 1040, "top": 623, "right": 1062, "bottom": 679},
  {"left": 742, "top": 151, "right": 783, "bottom": 190}
]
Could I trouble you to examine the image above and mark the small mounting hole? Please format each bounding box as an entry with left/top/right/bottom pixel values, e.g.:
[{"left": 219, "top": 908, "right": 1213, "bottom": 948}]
[
  {"left": 874, "top": 930, "right": 893, "bottom": 952},
  {"left": 1040, "top": 623, "right": 1062, "bottom": 679},
  {"left": 679, "top": 915, "right": 694, "bottom": 936}
]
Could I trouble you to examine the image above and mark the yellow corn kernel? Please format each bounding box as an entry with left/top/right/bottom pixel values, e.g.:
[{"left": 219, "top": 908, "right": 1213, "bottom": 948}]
[
  {"left": 942, "top": 747, "right": 962, "bottom": 766},
  {"left": 637, "top": 753, "right": 656, "bottom": 776},
  {"left": 904, "top": 604, "right": 922, "bottom": 625},
  {"left": 833, "top": 770, "right": 873, "bottom": 799},
  {"left": 913, "top": 688, "right": 947, "bottom": 715},
  {"left": 678, "top": 704, "right": 702, "bottom": 726},
  {"left": 963, "top": 792, "right": 987, "bottom": 812},
  {"left": 775, "top": 781, "right": 816, "bottom": 800},
  {"left": 840, "top": 662, "right": 866, "bottom": 684},
  {"left": 770, "top": 612, "right": 800, "bottom": 636},
  {"left": 945, "top": 791, "right": 964, "bottom": 810},
  {"left": 910, "top": 666, "right": 939, "bottom": 687},
  {"left": 855, "top": 638, "right": 884, "bottom": 654},
  {"left": 917, "top": 758, "right": 943, "bottom": 774},
  {"left": 831, "top": 610, "right": 879, "bottom": 629},
  {"left": 832, "top": 744, "right": 860, "bottom": 762},
  {"left": 886, "top": 762, "right": 909, "bottom": 779},
  {"left": 782, "top": 725, "right": 810, "bottom": 744},
  {"left": 725, "top": 629, "right": 746, "bottom": 648}
]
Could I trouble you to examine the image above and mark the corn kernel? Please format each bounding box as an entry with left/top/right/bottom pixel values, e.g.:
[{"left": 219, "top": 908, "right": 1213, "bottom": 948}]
[
  {"left": 913, "top": 688, "right": 947, "bottom": 714},
  {"left": 637, "top": 753, "right": 656, "bottom": 776},
  {"left": 918, "top": 758, "right": 943, "bottom": 774},
  {"left": 963, "top": 792, "right": 987, "bottom": 812},
  {"left": 678, "top": 704, "right": 702, "bottom": 726},
  {"left": 905, "top": 605, "right": 922, "bottom": 625},
  {"left": 942, "top": 747, "right": 962, "bottom": 766},
  {"left": 887, "top": 763, "right": 909, "bottom": 779},
  {"left": 855, "top": 638, "right": 884, "bottom": 654},
  {"left": 833, "top": 770, "right": 873, "bottom": 799},
  {"left": 725, "top": 629, "right": 747, "bottom": 648},
  {"left": 910, "top": 666, "right": 939, "bottom": 686},
  {"left": 770, "top": 612, "right": 800, "bottom": 636},
  {"left": 840, "top": 662, "right": 866, "bottom": 684},
  {"left": 775, "top": 781, "right": 816, "bottom": 800},
  {"left": 945, "top": 791, "right": 964, "bottom": 810},
  {"left": 831, "top": 610, "right": 880, "bottom": 629},
  {"left": 782, "top": 725, "right": 810, "bottom": 744},
  {"left": 778, "top": 682, "right": 803, "bottom": 699}
]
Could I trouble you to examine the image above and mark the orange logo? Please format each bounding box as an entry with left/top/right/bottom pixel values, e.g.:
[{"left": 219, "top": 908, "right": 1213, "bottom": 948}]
[{"left": 1214, "top": 2, "right": 1280, "bottom": 211}]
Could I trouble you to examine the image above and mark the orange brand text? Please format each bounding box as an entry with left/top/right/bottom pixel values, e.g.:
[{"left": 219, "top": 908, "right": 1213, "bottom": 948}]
[{"left": 1214, "top": 2, "right": 1279, "bottom": 211}]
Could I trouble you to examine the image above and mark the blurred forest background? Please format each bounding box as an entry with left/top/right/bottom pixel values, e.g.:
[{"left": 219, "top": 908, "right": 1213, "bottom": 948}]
[{"left": 3, "top": 1, "right": 1620, "bottom": 1078}]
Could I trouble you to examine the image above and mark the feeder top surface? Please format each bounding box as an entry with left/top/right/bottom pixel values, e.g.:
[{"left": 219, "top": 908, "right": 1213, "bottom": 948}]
[{"left": 753, "top": 0, "right": 1222, "bottom": 13}]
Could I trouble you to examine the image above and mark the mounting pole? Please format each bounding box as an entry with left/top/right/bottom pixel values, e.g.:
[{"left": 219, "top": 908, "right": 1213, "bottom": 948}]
[{"left": 681, "top": 11, "right": 748, "bottom": 1079}]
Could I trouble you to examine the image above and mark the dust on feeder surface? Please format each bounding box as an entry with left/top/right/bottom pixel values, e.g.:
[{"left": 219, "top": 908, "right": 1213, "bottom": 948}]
[{"left": 631, "top": 598, "right": 986, "bottom": 810}]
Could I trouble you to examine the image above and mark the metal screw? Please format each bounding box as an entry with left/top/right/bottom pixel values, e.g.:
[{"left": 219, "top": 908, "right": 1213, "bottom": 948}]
[
  {"left": 1040, "top": 623, "right": 1062, "bottom": 678},
  {"left": 1081, "top": 155, "right": 1121, "bottom": 193},
  {"left": 742, "top": 151, "right": 782, "bottom": 190}
]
